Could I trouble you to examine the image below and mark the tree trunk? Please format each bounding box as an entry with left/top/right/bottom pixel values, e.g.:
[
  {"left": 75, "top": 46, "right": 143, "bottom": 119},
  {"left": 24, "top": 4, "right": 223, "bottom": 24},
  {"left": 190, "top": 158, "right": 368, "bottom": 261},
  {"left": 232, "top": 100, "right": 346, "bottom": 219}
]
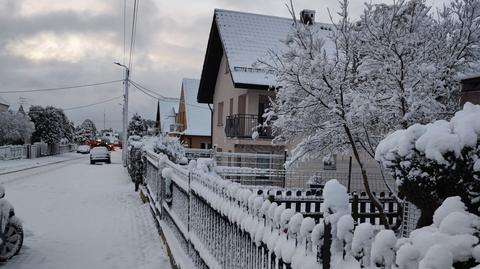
[
  {"left": 343, "top": 124, "right": 390, "bottom": 229},
  {"left": 416, "top": 205, "right": 436, "bottom": 228}
]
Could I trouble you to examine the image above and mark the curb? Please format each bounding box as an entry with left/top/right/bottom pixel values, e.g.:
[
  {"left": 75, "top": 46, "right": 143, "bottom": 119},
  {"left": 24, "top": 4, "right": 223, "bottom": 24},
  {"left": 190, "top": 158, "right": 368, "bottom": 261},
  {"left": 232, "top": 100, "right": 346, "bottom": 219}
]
[
  {"left": 139, "top": 186, "right": 179, "bottom": 269},
  {"left": 0, "top": 155, "right": 86, "bottom": 176}
]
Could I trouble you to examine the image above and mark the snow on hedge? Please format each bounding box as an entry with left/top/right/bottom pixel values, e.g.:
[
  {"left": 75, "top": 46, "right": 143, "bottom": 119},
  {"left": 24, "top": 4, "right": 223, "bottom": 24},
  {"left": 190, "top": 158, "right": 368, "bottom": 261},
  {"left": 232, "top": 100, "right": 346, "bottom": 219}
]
[
  {"left": 141, "top": 135, "right": 187, "bottom": 164},
  {"left": 375, "top": 102, "right": 480, "bottom": 227},
  {"left": 376, "top": 102, "right": 480, "bottom": 166}
]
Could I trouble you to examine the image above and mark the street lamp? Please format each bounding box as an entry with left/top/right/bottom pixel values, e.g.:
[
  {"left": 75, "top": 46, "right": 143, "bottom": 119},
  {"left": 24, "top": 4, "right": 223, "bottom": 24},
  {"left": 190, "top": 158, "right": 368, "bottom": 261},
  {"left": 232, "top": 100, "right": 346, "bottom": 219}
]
[{"left": 114, "top": 62, "right": 129, "bottom": 167}]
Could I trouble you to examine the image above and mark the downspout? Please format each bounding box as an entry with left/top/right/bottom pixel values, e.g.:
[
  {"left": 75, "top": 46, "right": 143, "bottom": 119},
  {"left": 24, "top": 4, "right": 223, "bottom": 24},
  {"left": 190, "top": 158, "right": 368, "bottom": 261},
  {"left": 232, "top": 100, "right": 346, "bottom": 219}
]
[{"left": 208, "top": 103, "right": 213, "bottom": 149}]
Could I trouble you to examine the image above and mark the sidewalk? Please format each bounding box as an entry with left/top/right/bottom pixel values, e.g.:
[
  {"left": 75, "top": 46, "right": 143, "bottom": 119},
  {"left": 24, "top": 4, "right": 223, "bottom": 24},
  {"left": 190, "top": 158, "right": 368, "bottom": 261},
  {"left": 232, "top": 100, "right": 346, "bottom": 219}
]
[
  {"left": 0, "top": 152, "right": 84, "bottom": 175},
  {"left": 1, "top": 151, "right": 171, "bottom": 269}
]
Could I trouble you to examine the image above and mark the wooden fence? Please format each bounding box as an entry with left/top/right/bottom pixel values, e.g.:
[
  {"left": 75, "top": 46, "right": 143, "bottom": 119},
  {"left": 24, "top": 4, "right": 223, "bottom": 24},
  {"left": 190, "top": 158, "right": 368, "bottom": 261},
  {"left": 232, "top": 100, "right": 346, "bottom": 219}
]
[{"left": 135, "top": 148, "right": 404, "bottom": 269}]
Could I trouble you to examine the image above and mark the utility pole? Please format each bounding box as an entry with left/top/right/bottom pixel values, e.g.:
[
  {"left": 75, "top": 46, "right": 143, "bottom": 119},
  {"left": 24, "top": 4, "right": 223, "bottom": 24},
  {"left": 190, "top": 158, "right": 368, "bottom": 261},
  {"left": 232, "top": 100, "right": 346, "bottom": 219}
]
[
  {"left": 103, "top": 108, "right": 106, "bottom": 130},
  {"left": 115, "top": 62, "right": 129, "bottom": 167}
]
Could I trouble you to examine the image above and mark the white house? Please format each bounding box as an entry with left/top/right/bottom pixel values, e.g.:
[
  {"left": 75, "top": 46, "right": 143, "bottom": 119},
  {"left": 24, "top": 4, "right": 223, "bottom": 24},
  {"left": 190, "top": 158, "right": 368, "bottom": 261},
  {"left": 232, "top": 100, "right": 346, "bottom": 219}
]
[
  {"left": 197, "top": 9, "right": 334, "bottom": 154},
  {"left": 158, "top": 98, "right": 179, "bottom": 134}
]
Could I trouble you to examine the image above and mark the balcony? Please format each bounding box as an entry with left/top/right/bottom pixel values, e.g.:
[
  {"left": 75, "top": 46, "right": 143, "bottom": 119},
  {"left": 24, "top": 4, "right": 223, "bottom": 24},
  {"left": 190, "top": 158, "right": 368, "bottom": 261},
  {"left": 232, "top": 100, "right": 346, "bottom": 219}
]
[{"left": 225, "top": 114, "right": 273, "bottom": 139}]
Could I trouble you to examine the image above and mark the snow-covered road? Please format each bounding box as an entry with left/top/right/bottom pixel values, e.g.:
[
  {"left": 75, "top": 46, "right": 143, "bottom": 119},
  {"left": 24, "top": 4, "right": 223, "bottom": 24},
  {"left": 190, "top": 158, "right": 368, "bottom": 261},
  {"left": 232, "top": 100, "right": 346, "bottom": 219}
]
[{"left": 0, "top": 151, "right": 171, "bottom": 269}]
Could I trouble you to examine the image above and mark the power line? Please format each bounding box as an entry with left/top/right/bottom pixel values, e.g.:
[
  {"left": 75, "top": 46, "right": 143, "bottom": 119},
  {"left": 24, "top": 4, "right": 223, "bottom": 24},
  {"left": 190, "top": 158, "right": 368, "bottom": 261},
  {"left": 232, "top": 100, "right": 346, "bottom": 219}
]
[
  {"left": 128, "top": 0, "right": 139, "bottom": 72},
  {"left": 129, "top": 81, "right": 160, "bottom": 100},
  {"left": 130, "top": 80, "right": 167, "bottom": 99},
  {"left": 123, "top": 0, "right": 127, "bottom": 65},
  {"left": 0, "top": 80, "right": 122, "bottom": 94},
  {"left": 129, "top": 80, "right": 177, "bottom": 101},
  {"left": 63, "top": 95, "right": 123, "bottom": 111},
  {"left": 129, "top": 80, "right": 209, "bottom": 110}
]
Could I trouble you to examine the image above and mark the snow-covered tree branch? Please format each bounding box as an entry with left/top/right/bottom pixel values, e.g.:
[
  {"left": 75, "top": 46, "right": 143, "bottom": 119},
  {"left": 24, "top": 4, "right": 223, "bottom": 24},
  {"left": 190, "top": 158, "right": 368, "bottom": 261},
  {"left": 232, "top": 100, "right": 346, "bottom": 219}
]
[{"left": 265, "top": 0, "right": 480, "bottom": 228}]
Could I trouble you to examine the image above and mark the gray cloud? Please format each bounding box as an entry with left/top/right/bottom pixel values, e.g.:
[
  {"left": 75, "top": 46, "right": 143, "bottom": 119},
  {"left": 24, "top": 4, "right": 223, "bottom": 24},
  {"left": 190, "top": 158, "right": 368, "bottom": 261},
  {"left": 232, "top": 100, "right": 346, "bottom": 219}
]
[{"left": 0, "top": 0, "right": 453, "bottom": 130}]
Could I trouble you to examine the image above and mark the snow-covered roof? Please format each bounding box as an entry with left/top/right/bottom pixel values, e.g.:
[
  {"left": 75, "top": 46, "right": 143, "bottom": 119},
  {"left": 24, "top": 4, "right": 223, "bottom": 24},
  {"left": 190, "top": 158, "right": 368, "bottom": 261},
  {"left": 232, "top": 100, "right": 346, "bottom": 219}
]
[
  {"left": 182, "top": 78, "right": 211, "bottom": 136},
  {"left": 198, "top": 9, "right": 335, "bottom": 103},
  {"left": 0, "top": 95, "right": 9, "bottom": 106},
  {"left": 217, "top": 9, "right": 333, "bottom": 85},
  {"left": 159, "top": 98, "right": 178, "bottom": 134}
]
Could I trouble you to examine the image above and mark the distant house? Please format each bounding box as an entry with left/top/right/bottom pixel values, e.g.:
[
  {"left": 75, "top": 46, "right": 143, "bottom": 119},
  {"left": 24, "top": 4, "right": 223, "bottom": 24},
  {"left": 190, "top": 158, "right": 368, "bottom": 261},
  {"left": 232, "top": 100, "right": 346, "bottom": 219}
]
[
  {"left": 461, "top": 74, "right": 480, "bottom": 105},
  {"left": 158, "top": 98, "right": 179, "bottom": 134},
  {"left": 0, "top": 96, "right": 9, "bottom": 112},
  {"left": 196, "top": 9, "right": 333, "bottom": 154},
  {"left": 174, "top": 78, "right": 212, "bottom": 149}
]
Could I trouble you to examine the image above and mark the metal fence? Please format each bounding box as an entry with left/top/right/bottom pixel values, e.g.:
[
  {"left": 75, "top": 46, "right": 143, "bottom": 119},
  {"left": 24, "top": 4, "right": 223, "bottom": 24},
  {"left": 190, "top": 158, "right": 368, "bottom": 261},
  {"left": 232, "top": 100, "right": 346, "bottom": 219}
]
[
  {"left": 0, "top": 145, "right": 27, "bottom": 160},
  {"left": 225, "top": 114, "right": 273, "bottom": 139},
  {"left": 135, "top": 148, "right": 404, "bottom": 269},
  {"left": 0, "top": 143, "right": 76, "bottom": 160},
  {"left": 183, "top": 149, "right": 395, "bottom": 193}
]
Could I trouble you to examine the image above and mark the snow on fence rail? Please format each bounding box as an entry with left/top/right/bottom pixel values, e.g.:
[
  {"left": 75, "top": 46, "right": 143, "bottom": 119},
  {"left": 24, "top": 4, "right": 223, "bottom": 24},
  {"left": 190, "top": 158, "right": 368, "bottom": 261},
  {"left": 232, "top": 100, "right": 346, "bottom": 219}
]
[{"left": 135, "top": 148, "right": 406, "bottom": 269}]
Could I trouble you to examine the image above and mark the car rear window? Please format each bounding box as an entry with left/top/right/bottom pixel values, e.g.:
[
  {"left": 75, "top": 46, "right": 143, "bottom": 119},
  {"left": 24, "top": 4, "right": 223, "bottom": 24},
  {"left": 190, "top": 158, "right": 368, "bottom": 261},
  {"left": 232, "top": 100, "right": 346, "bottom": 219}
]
[{"left": 91, "top": 147, "right": 108, "bottom": 153}]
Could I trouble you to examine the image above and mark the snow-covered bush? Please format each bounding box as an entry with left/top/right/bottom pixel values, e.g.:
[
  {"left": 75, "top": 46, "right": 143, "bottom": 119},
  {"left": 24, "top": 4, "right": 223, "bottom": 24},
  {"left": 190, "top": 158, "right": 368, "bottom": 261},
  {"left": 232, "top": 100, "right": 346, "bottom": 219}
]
[
  {"left": 396, "top": 242, "right": 420, "bottom": 269},
  {"left": 337, "top": 215, "right": 354, "bottom": 258},
  {"left": 128, "top": 113, "right": 148, "bottom": 136},
  {"left": 74, "top": 119, "right": 97, "bottom": 143},
  {"left": 142, "top": 135, "right": 187, "bottom": 164},
  {"left": 0, "top": 111, "right": 34, "bottom": 146},
  {"left": 371, "top": 230, "right": 397, "bottom": 268},
  {"left": 352, "top": 222, "right": 375, "bottom": 267},
  {"left": 418, "top": 244, "right": 453, "bottom": 269},
  {"left": 376, "top": 103, "right": 480, "bottom": 227},
  {"left": 398, "top": 196, "right": 478, "bottom": 268},
  {"left": 29, "top": 105, "right": 74, "bottom": 144}
]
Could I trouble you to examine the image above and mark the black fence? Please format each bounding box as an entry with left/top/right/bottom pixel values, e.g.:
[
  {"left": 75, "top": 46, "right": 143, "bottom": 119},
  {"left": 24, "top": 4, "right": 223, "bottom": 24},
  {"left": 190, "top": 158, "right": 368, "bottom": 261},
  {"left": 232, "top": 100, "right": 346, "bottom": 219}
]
[{"left": 225, "top": 114, "right": 273, "bottom": 139}]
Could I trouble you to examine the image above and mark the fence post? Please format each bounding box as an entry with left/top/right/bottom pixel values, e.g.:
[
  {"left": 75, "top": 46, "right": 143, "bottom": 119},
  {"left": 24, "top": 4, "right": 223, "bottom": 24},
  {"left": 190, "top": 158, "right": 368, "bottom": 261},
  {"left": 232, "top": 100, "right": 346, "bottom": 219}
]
[
  {"left": 352, "top": 194, "right": 359, "bottom": 224},
  {"left": 187, "top": 167, "right": 192, "bottom": 258},
  {"left": 322, "top": 220, "right": 332, "bottom": 269},
  {"left": 347, "top": 156, "right": 352, "bottom": 193},
  {"left": 283, "top": 150, "right": 288, "bottom": 188}
]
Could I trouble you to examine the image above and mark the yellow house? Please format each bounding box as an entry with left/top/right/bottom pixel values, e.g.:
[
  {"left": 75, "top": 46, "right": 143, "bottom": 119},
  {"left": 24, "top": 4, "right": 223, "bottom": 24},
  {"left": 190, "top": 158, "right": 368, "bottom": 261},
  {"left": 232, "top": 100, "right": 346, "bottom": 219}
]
[{"left": 175, "top": 78, "right": 212, "bottom": 149}]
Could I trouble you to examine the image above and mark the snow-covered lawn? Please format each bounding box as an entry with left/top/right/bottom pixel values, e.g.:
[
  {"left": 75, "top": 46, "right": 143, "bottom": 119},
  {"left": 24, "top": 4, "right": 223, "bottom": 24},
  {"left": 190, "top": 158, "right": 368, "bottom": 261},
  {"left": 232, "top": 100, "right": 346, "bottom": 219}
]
[
  {"left": 0, "top": 150, "right": 171, "bottom": 269},
  {"left": 0, "top": 152, "right": 83, "bottom": 175}
]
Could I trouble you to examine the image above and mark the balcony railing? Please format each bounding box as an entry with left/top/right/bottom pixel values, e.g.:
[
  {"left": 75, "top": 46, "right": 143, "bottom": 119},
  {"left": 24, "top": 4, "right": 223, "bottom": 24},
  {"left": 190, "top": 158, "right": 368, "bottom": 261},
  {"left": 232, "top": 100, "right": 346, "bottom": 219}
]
[{"left": 225, "top": 114, "right": 273, "bottom": 139}]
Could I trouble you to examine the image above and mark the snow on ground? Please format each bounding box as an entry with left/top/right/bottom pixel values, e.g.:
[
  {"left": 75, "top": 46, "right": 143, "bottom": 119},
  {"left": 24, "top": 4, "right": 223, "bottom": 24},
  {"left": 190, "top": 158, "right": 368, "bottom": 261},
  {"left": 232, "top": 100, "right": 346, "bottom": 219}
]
[
  {"left": 0, "top": 150, "right": 171, "bottom": 269},
  {"left": 0, "top": 152, "right": 83, "bottom": 175}
]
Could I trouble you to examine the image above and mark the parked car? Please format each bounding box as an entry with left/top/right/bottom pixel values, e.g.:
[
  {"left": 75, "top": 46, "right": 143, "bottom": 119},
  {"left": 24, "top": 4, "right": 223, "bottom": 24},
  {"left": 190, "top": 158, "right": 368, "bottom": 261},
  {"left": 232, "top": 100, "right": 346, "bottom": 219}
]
[
  {"left": 76, "top": 145, "right": 91, "bottom": 154},
  {"left": 90, "top": 147, "right": 111, "bottom": 164},
  {"left": 0, "top": 186, "right": 23, "bottom": 262}
]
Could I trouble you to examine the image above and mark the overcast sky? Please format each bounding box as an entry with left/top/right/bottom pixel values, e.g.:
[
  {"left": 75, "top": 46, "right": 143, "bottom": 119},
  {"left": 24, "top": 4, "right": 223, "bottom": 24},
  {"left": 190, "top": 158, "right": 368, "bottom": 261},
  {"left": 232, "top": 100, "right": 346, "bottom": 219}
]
[{"left": 0, "top": 0, "right": 450, "bottom": 130}]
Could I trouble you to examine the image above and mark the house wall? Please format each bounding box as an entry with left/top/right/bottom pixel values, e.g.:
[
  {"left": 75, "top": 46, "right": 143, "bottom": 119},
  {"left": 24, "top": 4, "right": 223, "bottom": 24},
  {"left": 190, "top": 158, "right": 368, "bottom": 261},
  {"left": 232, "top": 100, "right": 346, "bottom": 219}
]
[
  {"left": 0, "top": 104, "right": 8, "bottom": 112},
  {"left": 209, "top": 55, "right": 391, "bottom": 191},
  {"left": 461, "top": 91, "right": 480, "bottom": 105},
  {"left": 177, "top": 89, "right": 187, "bottom": 132},
  {"left": 181, "top": 135, "right": 211, "bottom": 149},
  {"left": 212, "top": 54, "right": 277, "bottom": 153},
  {"left": 461, "top": 77, "right": 480, "bottom": 105}
]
